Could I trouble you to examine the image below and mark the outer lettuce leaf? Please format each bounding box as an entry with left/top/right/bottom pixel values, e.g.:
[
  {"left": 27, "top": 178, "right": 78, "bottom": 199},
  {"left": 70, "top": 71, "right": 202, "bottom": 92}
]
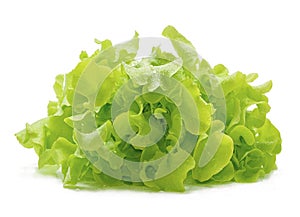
[
  {"left": 140, "top": 145, "right": 195, "bottom": 192},
  {"left": 212, "top": 162, "right": 235, "bottom": 182},
  {"left": 192, "top": 133, "right": 234, "bottom": 182}
]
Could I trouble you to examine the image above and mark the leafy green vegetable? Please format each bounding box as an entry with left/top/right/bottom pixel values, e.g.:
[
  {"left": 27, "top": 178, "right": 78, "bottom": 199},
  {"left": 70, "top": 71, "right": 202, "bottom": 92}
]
[{"left": 15, "top": 26, "right": 281, "bottom": 192}]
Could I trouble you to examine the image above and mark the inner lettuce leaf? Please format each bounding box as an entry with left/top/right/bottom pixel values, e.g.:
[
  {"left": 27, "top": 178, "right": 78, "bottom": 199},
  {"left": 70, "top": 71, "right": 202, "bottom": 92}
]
[{"left": 15, "top": 26, "right": 281, "bottom": 192}]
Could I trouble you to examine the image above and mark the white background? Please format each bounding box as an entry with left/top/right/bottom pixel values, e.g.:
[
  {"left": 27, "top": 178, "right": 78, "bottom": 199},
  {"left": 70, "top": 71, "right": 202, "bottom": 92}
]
[{"left": 0, "top": 0, "right": 299, "bottom": 216}]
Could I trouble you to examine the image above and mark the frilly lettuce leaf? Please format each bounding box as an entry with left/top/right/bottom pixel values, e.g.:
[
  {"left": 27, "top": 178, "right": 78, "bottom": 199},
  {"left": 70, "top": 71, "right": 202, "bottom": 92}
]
[
  {"left": 192, "top": 133, "right": 234, "bottom": 182},
  {"left": 140, "top": 145, "right": 195, "bottom": 192}
]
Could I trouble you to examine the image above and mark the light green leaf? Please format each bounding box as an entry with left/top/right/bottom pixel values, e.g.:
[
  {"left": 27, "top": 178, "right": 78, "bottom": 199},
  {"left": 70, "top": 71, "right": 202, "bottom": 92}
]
[{"left": 192, "top": 134, "right": 234, "bottom": 182}]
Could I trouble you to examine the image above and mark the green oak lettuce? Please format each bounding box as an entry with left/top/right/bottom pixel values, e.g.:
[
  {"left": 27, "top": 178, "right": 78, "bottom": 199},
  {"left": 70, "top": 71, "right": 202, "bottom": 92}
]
[{"left": 15, "top": 26, "right": 281, "bottom": 192}]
